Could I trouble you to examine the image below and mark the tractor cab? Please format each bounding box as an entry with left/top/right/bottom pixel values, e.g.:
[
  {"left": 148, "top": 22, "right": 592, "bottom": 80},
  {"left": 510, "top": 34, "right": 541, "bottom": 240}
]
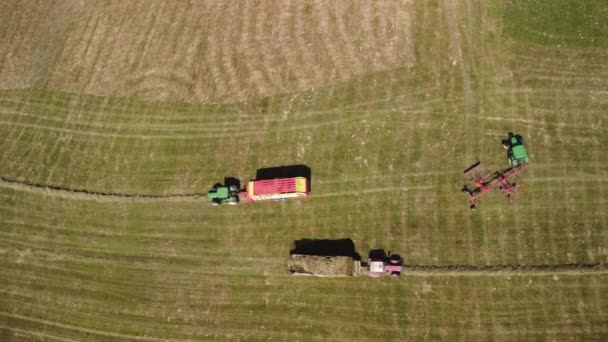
[
  {"left": 367, "top": 250, "right": 402, "bottom": 277},
  {"left": 368, "top": 260, "right": 386, "bottom": 277},
  {"left": 503, "top": 133, "right": 529, "bottom": 167}
]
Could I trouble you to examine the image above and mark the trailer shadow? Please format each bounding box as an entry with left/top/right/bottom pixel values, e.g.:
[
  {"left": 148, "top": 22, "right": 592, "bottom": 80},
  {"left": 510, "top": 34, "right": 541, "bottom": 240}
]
[
  {"left": 255, "top": 164, "right": 311, "bottom": 183},
  {"left": 290, "top": 238, "right": 361, "bottom": 261}
]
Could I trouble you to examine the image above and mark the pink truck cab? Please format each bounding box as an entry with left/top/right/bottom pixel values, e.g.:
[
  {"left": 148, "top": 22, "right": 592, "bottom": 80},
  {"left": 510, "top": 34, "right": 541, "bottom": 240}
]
[{"left": 368, "top": 256, "right": 403, "bottom": 277}]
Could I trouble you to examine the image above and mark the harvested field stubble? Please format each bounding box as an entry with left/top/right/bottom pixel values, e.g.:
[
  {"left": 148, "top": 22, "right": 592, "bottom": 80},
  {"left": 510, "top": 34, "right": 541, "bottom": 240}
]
[{"left": 1, "top": 0, "right": 415, "bottom": 102}]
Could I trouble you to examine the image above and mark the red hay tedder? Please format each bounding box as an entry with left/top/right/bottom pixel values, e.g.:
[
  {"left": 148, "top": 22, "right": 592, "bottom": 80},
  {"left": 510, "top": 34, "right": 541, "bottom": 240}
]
[{"left": 461, "top": 162, "right": 526, "bottom": 210}]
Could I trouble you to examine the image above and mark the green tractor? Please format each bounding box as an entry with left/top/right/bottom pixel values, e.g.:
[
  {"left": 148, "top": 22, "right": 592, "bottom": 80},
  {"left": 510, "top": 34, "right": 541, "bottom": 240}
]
[
  {"left": 207, "top": 183, "right": 240, "bottom": 205},
  {"left": 502, "top": 132, "right": 529, "bottom": 167}
]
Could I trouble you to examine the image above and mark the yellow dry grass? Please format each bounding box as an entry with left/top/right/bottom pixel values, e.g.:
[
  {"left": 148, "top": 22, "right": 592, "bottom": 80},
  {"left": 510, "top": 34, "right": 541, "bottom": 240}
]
[
  {"left": 0, "top": 0, "right": 82, "bottom": 89},
  {"left": 1, "top": 0, "right": 416, "bottom": 102}
]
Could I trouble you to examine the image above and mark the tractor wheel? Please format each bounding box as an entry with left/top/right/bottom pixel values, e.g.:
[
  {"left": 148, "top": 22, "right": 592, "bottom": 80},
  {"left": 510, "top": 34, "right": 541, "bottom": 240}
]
[{"left": 211, "top": 199, "right": 221, "bottom": 206}]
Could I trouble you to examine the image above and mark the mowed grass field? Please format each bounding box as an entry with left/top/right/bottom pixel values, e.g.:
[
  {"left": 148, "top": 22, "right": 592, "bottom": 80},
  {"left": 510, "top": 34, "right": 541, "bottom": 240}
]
[{"left": 1, "top": 0, "right": 608, "bottom": 340}]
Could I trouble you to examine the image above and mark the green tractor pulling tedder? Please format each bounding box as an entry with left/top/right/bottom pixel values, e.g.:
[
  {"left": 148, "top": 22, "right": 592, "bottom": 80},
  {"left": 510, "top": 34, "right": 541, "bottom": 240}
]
[
  {"left": 503, "top": 132, "right": 529, "bottom": 167},
  {"left": 462, "top": 132, "right": 530, "bottom": 210}
]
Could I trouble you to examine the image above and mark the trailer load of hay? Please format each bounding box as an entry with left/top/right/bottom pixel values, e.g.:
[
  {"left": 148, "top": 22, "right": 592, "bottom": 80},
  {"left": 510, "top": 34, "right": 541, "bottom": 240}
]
[
  {"left": 287, "top": 238, "right": 362, "bottom": 277},
  {"left": 287, "top": 255, "right": 361, "bottom": 277},
  {"left": 287, "top": 239, "right": 403, "bottom": 278}
]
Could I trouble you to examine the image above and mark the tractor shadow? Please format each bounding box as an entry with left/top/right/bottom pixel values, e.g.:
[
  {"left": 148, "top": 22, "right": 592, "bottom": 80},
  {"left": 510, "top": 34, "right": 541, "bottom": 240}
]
[
  {"left": 368, "top": 249, "right": 387, "bottom": 260},
  {"left": 290, "top": 238, "right": 361, "bottom": 261},
  {"left": 368, "top": 249, "right": 403, "bottom": 264},
  {"left": 223, "top": 177, "right": 241, "bottom": 189}
]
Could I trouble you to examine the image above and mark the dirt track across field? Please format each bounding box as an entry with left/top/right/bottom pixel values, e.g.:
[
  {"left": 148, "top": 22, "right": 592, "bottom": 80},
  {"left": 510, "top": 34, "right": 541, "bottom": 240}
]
[
  {"left": 0, "top": 176, "right": 204, "bottom": 203},
  {"left": 402, "top": 263, "right": 608, "bottom": 277}
]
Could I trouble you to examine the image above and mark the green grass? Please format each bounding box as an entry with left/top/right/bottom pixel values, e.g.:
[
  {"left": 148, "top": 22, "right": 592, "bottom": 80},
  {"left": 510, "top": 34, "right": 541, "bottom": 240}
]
[
  {"left": 1, "top": 188, "right": 607, "bottom": 340},
  {"left": 502, "top": 0, "right": 608, "bottom": 47},
  {"left": 1, "top": 0, "right": 608, "bottom": 340}
]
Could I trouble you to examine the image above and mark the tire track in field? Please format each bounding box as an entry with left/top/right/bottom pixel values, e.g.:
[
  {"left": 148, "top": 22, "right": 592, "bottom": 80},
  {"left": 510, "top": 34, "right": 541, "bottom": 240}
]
[
  {"left": 333, "top": 2, "right": 364, "bottom": 76},
  {"left": 0, "top": 175, "right": 436, "bottom": 203},
  {"left": 0, "top": 312, "right": 170, "bottom": 341},
  {"left": 219, "top": 3, "right": 244, "bottom": 101},
  {"left": 204, "top": 2, "right": 230, "bottom": 101},
  {"left": 4, "top": 243, "right": 607, "bottom": 283},
  {"left": 0, "top": 325, "right": 77, "bottom": 342},
  {"left": 314, "top": 184, "right": 434, "bottom": 198},
  {"left": 0, "top": 91, "right": 433, "bottom": 129},
  {"left": 293, "top": 1, "right": 322, "bottom": 89},
  {"left": 4, "top": 243, "right": 607, "bottom": 280},
  {"left": 358, "top": 1, "right": 376, "bottom": 70},
  {"left": 238, "top": 0, "right": 261, "bottom": 97},
  {"left": 0, "top": 176, "right": 204, "bottom": 203},
  {"left": 441, "top": 0, "right": 479, "bottom": 266},
  {"left": 0, "top": 101, "right": 438, "bottom": 140},
  {"left": 253, "top": 0, "right": 280, "bottom": 97},
  {"left": 483, "top": 114, "right": 608, "bottom": 132},
  {"left": 402, "top": 263, "right": 608, "bottom": 277},
  {"left": 0, "top": 83, "right": 441, "bottom": 134}
]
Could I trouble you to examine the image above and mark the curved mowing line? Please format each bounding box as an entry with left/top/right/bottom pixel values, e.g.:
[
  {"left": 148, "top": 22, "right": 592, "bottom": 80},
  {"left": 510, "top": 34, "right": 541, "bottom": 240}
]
[
  {"left": 0, "top": 176, "right": 204, "bottom": 203},
  {"left": 0, "top": 107, "right": 434, "bottom": 140},
  {"left": 0, "top": 312, "right": 171, "bottom": 341}
]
